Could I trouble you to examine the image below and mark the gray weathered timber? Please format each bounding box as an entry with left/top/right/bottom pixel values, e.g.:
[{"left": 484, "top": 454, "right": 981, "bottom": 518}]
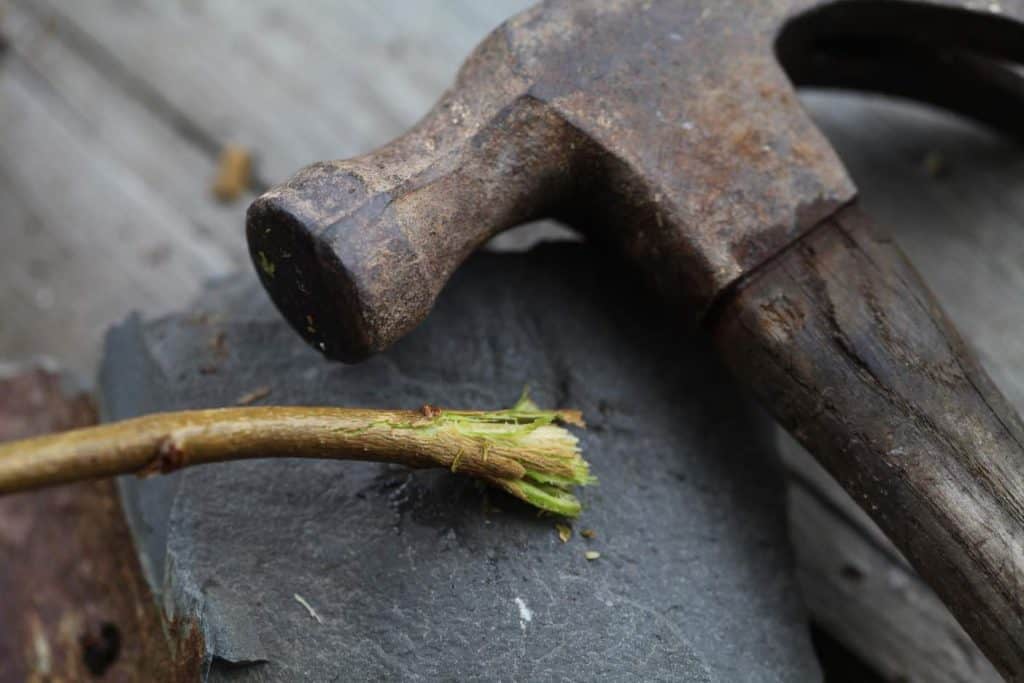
[
  {"left": 0, "top": 57, "right": 237, "bottom": 377},
  {"left": 18, "top": 0, "right": 536, "bottom": 185},
  {"left": 2, "top": 4, "right": 252, "bottom": 259},
  {"left": 788, "top": 475, "right": 1001, "bottom": 682},
  {"left": 102, "top": 245, "right": 820, "bottom": 682}
]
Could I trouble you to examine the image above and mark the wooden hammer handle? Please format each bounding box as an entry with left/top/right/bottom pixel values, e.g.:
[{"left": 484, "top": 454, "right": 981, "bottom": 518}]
[{"left": 711, "top": 203, "right": 1024, "bottom": 677}]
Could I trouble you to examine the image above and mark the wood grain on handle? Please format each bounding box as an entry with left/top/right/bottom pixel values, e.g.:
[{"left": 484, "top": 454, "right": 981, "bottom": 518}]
[{"left": 711, "top": 203, "right": 1024, "bottom": 679}]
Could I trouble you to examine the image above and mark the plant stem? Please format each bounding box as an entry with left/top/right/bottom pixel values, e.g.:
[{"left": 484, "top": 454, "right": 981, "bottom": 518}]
[{"left": 0, "top": 395, "right": 592, "bottom": 517}]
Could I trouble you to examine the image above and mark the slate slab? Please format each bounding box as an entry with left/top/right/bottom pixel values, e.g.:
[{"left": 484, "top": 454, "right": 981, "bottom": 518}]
[{"left": 100, "top": 244, "right": 820, "bottom": 681}]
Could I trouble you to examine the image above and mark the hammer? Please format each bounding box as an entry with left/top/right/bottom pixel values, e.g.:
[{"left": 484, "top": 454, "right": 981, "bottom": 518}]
[{"left": 246, "top": 0, "right": 1024, "bottom": 676}]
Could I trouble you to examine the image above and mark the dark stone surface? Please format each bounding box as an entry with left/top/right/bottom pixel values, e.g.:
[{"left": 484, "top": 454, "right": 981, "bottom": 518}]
[{"left": 100, "top": 244, "right": 820, "bottom": 681}]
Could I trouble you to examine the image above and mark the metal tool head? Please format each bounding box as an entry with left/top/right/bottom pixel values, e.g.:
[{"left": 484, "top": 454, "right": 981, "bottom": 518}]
[{"left": 247, "top": 0, "right": 1024, "bottom": 362}]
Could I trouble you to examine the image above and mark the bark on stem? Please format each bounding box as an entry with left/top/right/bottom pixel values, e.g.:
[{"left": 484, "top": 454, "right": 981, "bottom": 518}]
[{"left": 0, "top": 399, "right": 591, "bottom": 516}]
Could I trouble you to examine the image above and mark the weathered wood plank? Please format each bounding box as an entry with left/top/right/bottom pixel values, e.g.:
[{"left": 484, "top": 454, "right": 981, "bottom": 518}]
[
  {"left": 0, "top": 58, "right": 235, "bottom": 375},
  {"left": 3, "top": 3, "right": 254, "bottom": 256},
  {"left": 788, "top": 483, "right": 1002, "bottom": 682},
  {"left": 22, "top": 0, "right": 534, "bottom": 184}
]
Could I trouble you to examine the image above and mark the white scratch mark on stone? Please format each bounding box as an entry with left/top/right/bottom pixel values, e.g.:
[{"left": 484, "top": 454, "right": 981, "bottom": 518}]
[
  {"left": 514, "top": 597, "right": 533, "bottom": 631},
  {"left": 294, "top": 593, "right": 324, "bottom": 624}
]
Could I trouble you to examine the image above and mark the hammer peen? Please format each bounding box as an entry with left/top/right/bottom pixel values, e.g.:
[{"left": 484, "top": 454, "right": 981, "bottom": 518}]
[{"left": 246, "top": 0, "right": 1024, "bottom": 676}]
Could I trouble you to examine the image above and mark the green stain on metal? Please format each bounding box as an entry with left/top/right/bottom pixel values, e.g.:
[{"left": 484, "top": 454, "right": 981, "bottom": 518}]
[{"left": 258, "top": 251, "right": 276, "bottom": 278}]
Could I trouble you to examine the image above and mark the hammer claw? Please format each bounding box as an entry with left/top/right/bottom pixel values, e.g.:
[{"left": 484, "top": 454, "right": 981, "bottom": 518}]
[{"left": 779, "top": 2, "right": 1024, "bottom": 141}]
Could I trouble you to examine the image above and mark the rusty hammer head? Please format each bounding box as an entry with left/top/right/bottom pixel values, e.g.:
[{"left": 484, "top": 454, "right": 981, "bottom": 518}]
[{"left": 246, "top": 0, "right": 1024, "bottom": 362}]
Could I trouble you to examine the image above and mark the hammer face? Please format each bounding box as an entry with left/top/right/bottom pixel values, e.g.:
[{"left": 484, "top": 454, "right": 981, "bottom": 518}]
[{"left": 247, "top": 190, "right": 374, "bottom": 362}]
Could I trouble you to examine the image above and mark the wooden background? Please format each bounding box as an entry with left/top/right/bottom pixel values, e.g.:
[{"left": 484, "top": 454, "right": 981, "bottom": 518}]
[{"left": 2, "top": 1, "right": 1023, "bottom": 680}]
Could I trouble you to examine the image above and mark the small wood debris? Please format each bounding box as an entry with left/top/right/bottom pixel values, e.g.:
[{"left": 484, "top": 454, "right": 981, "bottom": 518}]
[
  {"left": 556, "top": 409, "right": 586, "bottom": 427},
  {"left": 584, "top": 550, "right": 601, "bottom": 561},
  {"left": 236, "top": 386, "right": 271, "bottom": 405},
  {"left": 555, "top": 523, "right": 572, "bottom": 543},
  {"left": 293, "top": 593, "right": 323, "bottom": 624},
  {"left": 212, "top": 144, "right": 252, "bottom": 202},
  {"left": 580, "top": 529, "right": 596, "bottom": 539}
]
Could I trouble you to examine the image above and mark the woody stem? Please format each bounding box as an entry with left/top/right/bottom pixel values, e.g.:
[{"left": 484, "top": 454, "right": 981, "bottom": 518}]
[{"left": 0, "top": 400, "right": 591, "bottom": 516}]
